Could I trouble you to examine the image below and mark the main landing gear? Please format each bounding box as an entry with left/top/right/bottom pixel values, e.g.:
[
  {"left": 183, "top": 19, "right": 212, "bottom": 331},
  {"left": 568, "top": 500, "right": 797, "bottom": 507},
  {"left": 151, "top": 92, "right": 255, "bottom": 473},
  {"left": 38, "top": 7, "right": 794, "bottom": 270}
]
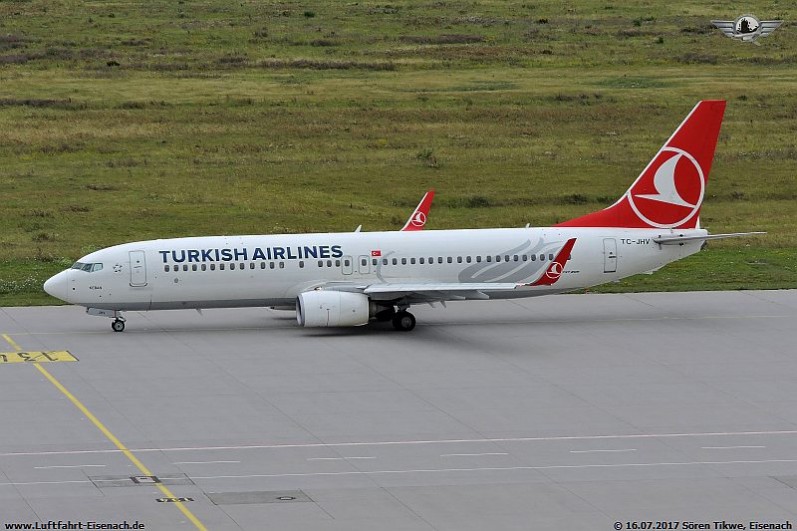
[
  {"left": 111, "top": 319, "right": 126, "bottom": 333},
  {"left": 391, "top": 310, "right": 416, "bottom": 332}
]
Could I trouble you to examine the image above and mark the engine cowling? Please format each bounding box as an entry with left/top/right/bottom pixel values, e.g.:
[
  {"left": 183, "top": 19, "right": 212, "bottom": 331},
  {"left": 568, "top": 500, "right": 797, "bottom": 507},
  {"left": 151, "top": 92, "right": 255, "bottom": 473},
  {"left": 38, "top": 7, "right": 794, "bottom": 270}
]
[{"left": 296, "top": 290, "right": 370, "bottom": 327}]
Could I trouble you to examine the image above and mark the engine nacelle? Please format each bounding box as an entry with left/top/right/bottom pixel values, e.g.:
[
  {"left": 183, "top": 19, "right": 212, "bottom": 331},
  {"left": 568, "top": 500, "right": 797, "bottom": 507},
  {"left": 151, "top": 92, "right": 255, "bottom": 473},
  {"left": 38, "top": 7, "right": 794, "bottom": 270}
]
[{"left": 296, "top": 290, "right": 370, "bottom": 327}]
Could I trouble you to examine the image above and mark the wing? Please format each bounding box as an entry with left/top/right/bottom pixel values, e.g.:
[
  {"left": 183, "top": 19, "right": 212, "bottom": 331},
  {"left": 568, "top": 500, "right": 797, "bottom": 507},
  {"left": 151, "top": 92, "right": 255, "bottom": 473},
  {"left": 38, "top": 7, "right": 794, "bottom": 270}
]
[
  {"left": 711, "top": 20, "right": 735, "bottom": 37},
  {"left": 364, "top": 282, "right": 520, "bottom": 301},
  {"left": 312, "top": 238, "right": 577, "bottom": 303},
  {"left": 759, "top": 21, "right": 783, "bottom": 37}
]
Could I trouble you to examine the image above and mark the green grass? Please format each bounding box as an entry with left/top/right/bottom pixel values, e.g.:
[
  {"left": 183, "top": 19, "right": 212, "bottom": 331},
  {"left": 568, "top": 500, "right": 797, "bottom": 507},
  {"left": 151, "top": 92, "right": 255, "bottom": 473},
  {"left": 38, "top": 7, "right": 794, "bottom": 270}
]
[{"left": 1, "top": 1, "right": 796, "bottom": 305}]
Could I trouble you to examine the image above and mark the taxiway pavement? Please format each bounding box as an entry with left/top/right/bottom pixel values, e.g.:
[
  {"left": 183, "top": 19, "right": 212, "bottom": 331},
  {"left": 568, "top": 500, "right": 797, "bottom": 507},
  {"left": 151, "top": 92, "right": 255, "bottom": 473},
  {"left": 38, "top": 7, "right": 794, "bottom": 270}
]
[{"left": 1, "top": 290, "right": 796, "bottom": 530}]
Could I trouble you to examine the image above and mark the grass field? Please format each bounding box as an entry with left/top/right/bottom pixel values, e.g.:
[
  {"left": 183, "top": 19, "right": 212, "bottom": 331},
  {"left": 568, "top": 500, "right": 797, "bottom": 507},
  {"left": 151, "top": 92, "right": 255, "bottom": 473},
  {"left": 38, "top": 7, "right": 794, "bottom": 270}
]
[{"left": 1, "top": 1, "right": 795, "bottom": 305}]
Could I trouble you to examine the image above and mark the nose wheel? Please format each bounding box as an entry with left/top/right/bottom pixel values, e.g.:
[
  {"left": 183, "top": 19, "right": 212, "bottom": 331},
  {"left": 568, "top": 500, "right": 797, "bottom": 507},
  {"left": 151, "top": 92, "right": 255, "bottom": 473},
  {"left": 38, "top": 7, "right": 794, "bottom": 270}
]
[
  {"left": 111, "top": 319, "right": 126, "bottom": 333},
  {"left": 392, "top": 311, "right": 416, "bottom": 332}
]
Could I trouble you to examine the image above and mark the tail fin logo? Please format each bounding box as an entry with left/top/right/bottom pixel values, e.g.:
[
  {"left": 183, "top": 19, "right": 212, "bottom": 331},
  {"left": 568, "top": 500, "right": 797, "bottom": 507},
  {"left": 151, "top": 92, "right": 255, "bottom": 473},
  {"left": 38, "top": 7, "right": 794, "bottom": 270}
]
[
  {"left": 410, "top": 211, "right": 427, "bottom": 228},
  {"left": 627, "top": 147, "right": 705, "bottom": 228}
]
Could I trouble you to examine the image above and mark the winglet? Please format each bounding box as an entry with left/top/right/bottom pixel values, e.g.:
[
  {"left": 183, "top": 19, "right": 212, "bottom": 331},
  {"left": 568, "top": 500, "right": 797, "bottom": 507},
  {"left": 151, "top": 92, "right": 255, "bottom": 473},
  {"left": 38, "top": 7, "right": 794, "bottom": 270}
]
[
  {"left": 526, "top": 238, "right": 577, "bottom": 287},
  {"left": 401, "top": 189, "right": 435, "bottom": 231}
]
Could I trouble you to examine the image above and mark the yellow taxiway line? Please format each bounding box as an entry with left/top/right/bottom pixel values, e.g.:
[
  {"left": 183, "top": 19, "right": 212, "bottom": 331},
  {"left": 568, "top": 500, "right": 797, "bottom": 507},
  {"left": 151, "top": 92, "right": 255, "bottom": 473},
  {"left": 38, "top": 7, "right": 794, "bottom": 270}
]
[{"left": 1, "top": 333, "right": 207, "bottom": 531}]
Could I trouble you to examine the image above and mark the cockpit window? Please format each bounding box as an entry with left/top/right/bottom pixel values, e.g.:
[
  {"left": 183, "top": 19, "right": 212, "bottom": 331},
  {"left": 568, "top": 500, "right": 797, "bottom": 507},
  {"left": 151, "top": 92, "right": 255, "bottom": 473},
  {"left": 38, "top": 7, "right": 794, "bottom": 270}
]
[{"left": 71, "top": 262, "right": 103, "bottom": 273}]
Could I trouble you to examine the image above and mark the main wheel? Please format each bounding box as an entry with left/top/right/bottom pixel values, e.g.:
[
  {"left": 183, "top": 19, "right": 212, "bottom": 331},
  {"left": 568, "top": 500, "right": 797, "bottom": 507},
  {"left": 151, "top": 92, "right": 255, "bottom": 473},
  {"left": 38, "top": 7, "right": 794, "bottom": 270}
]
[
  {"left": 111, "top": 319, "right": 125, "bottom": 332},
  {"left": 392, "top": 311, "right": 416, "bottom": 332}
]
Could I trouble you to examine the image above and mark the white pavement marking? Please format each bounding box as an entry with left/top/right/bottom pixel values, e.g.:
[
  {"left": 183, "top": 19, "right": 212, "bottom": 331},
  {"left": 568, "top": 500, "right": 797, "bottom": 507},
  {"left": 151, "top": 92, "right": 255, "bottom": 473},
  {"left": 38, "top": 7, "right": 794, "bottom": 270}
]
[
  {"left": 174, "top": 460, "right": 241, "bottom": 465},
  {"left": 188, "top": 458, "right": 797, "bottom": 480},
  {"left": 0, "top": 430, "right": 794, "bottom": 458},
  {"left": 307, "top": 456, "right": 376, "bottom": 461},
  {"left": 701, "top": 446, "right": 766, "bottom": 450},
  {"left": 440, "top": 453, "right": 508, "bottom": 457},
  {"left": 34, "top": 464, "right": 106, "bottom": 469},
  {"left": 569, "top": 449, "right": 637, "bottom": 454},
  {"left": 0, "top": 480, "right": 92, "bottom": 486}
]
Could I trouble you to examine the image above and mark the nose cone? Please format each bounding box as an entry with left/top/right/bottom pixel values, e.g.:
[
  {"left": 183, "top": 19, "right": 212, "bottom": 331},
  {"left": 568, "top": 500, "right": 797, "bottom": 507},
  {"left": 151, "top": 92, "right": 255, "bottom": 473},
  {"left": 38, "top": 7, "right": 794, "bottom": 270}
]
[{"left": 44, "top": 271, "right": 69, "bottom": 302}]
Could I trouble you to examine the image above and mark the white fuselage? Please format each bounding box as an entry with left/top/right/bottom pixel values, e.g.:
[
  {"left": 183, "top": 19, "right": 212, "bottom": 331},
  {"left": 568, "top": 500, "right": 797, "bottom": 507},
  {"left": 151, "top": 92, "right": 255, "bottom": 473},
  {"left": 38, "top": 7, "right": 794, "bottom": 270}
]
[{"left": 45, "top": 227, "right": 704, "bottom": 312}]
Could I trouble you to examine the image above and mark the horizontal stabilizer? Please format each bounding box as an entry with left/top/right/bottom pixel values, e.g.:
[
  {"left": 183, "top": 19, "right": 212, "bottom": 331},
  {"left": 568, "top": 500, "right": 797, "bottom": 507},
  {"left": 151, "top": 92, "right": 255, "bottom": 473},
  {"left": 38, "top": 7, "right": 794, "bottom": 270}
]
[{"left": 653, "top": 232, "right": 766, "bottom": 245}]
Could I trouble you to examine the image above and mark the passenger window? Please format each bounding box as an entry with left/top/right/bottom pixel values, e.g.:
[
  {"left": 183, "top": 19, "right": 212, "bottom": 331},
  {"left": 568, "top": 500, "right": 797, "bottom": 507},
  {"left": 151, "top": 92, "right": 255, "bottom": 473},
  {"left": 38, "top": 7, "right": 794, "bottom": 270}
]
[
  {"left": 428, "top": 257, "right": 434, "bottom": 264},
  {"left": 392, "top": 258, "right": 398, "bottom": 265},
  {"left": 327, "top": 260, "right": 333, "bottom": 267},
  {"left": 335, "top": 260, "right": 341, "bottom": 267},
  {"left": 486, "top": 256, "right": 492, "bottom": 262},
  {"left": 164, "top": 265, "right": 170, "bottom": 272},
  {"left": 211, "top": 264, "right": 216, "bottom": 271},
  {"left": 513, "top": 255, "right": 519, "bottom": 262},
  {"left": 401, "top": 258, "right": 407, "bottom": 265},
  {"left": 202, "top": 264, "right": 207, "bottom": 271},
  {"left": 260, "top": 262, "right": 266, "bottom": 269},
  {"left": 318, "top": 260, "right": 324, "bottom": 267},
  {"left": 192, "top": 264, "right": 197, "bottom": 271},
  {"left": 220, "top": 264, "right": 225, "bottom": 271},
  {"left": 410, "top": 258, "right": 416, "bottom": 265},
  {"left": 549, "top": 253, "right": 554, "bottom": 260},
  {"left": 182, "top": 265, "right": 188, "bottom": 271},
  {"left": 270, "top": 262, "right": 275, "bottom": 269},
  {"left": 522, "top": 255, "right": 528, "bottom": 261},
  {"left": 372, "top": 259, "right": 377, "bottom": 266},
  {"left": 419, "top": 258, "right": 425, "bottom": 265},
  {"left": 466, "top": 256, "right": 472, "bottom": 263},
  {"left": 344, "top": 259, "right": 350, "bottom": 267},
  {"left": 540, "top": 254, "right": 545, "bottom": 261},
  {"left": 250, "top": 263, "right": 255, "bottom": 270},
  {"left": 230, "top": 263, "right": 236, "bottom": 270},
  {"left": 299, "top": 261, "right": 304, "bottom": 268},
  {"left": 496, "top": 256, "right": 501, "bottom": 262},
  {"left": 476, "top": 256, "right": 482, "bottom": 262},
  {"left": 437, "top": 257, "right": 443, "bottom": 264},
  {"left": 447, "top": 257, "right": 452, "bottom": 264},
  {"left": 457, "top": 256, "right": 462, "bottom": 263},
  {"left": 382, "top": 259, "right": 387, "bottom": 266},
  {"left": 531, "top": 254, "right": 536, "bottom": 261},
  {"left": 279, "top": 262, "right": 285, "bottom": 269},
  {"left": 361, "top": 258, "right": 367, "bottom": 266},
  {"left": 505, "top": 255, "right": 510, "bottom": 262}
]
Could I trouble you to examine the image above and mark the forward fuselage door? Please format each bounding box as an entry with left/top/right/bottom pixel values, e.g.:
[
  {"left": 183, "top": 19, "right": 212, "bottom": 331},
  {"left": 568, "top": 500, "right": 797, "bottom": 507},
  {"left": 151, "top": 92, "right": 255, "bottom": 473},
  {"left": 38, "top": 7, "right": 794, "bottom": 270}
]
[
  {"left": 129, "top": 250, "right": 148, "bottom": 287},
  {"left": 603, "top": 238, "right": 618, "bottom": 273}
]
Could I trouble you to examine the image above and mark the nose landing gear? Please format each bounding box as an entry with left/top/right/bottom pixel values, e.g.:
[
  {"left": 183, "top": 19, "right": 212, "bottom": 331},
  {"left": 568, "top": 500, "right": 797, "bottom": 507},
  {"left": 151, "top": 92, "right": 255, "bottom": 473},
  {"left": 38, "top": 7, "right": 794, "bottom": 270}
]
[{"left": 86, "top": 308, "right": 127, "bottom": 332}]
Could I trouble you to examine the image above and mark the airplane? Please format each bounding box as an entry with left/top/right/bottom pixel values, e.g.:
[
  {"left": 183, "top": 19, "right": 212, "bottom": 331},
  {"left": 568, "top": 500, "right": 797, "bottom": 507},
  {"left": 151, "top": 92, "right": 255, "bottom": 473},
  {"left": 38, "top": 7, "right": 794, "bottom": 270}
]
[{"left": 44, "top": 100, "right": 763, "bottom": 332}]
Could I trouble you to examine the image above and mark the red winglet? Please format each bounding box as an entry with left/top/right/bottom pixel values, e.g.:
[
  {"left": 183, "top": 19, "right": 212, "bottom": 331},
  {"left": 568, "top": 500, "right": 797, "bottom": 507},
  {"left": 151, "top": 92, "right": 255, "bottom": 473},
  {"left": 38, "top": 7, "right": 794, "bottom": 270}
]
[
  {"left": 401, "top": 189, "right": 435, "bottom": 231},
  {"left": 527, "top": 238, "right": 577, "bottom": 286}
]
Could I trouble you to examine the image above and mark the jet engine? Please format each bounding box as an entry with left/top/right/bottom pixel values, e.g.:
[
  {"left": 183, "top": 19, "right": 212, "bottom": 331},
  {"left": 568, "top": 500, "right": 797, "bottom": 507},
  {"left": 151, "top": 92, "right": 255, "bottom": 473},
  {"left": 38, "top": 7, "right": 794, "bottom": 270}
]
[{"left": 296, "top": 290, "right": 371, "bottom": 327}]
